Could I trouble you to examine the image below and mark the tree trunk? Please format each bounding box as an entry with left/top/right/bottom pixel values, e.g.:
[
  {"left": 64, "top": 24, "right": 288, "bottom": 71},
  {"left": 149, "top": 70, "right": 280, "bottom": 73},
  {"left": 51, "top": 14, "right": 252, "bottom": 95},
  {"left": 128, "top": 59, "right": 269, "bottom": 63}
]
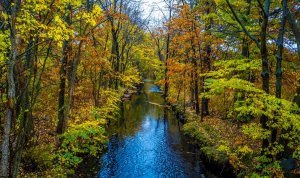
[
  {"left": 275, "top": 0, "right": 287, "bottom": 100},
  {"left": 164, "top": 33, "right": 170, "bottom": 99},
  {"left": 164, "top": 3, "right": 172, "bottom": 99},
  {"left": 57, "top": 40, "right": 70, "bottom": 134},
  {"left": 191, "top": 28, "right": 200, "bottom": 115},
  {"left": 57, "top": 5, "right": 71, "bottom": 134},
  {"left": 293, "top": 79, "right": 300, "bottom": 108},
  {"left": 66, "top": 41, "right": 83, "bottom": 121},
  {"left": 1, "top": 1, "right": 19, "bottom": 176},
  {"left": 242, "top": 38, "right": 249, "bottom": 58},
  {"left": 201, "top": 1, "right": 211, "bottom": 117},
  {"left": 271, "top": 0, "right": 287, "bottom": 146},
  {"left": 287, "top": 8, "right": 300, "bottom": 105},
  {"left": 286, "top": 9, "right": 300, "bottom": 59},
  {"left": 260, "top": 0, "right": 270, "bottom": 150},
  {"left": 11, "top": 37, "right": 37, "bottom": 178},
  {"left": 190, "top": 72, "right": 195, "bottom": 107},
  {"left": 1, "top": 108, "right": 13, "bottom": 178},
  {"left": 111, "top": 29, "right": 120, "bottom": 90},
  {"left": 194, "top": 63, "right": 200, "bottom": 115}
]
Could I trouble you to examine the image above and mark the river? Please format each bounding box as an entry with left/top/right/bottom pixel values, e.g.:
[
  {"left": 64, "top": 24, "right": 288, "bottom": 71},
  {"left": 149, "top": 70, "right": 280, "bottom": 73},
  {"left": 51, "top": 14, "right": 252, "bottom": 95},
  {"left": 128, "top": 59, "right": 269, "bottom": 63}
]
[{"left": 77, "top": 80, "right": 212, "bottom": 178}]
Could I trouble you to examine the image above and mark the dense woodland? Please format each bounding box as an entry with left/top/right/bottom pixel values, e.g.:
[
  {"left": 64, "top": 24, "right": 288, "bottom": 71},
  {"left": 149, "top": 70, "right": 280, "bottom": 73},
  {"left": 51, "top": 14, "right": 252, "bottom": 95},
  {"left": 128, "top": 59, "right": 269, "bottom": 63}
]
[{"left": 0, "top": 0, "right": 299, "bottom": 177}]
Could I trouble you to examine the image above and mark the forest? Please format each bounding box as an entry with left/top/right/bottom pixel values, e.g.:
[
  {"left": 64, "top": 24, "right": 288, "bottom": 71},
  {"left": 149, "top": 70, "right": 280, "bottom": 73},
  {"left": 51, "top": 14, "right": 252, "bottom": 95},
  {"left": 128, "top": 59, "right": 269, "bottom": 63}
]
[{"left": 0, "top": 0, "right": 299, "bottom": 177}]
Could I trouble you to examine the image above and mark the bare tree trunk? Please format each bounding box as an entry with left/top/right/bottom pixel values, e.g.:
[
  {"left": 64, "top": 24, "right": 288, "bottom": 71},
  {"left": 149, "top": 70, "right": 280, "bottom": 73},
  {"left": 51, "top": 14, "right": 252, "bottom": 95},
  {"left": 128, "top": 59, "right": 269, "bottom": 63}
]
[
  {"left": 260, "top": 0, "right": 270, "bottom": 151},
  {"left": 57, "top": 40, "right": 70, "bottom": 134},
  {"left": 111, "top": 29, "right": 120, "bottom": 90},
  {"left": 275, "top": 0, "right": 287, "bottom": 99},
  {"left": 12, "top": 38, "right": 37, "bottom": 178},
  {"left": 66, "top": 41, "right": 83, "bottom": 122},
  {"left": 1, "top": 108, "right": 13, "bottom": 177},
  {"left": 191, "top": 24, "right": 200, "bottom": 114},
  {"left": 164, "top": 0, "right": 173, "bottom": 99},
  {"left": 287, "top": 8, "right": 300, "bottom": 106},
  {"left": 286, "top": 9, "right": 300, "bottom": 59},
  {"left": 194, "top": 62, "right": 200, "bottom": 115},
  {"left": 1, "top": 1, "right": 20, "bottom": 176},
  {"left": 294, "top": 80, "right": 300, "bottom": 107},
  {"left": 190, "top": 72, "right": 195, "bottom": 107},
  {"left": 201, "top": 0, "right": 212, "bottom": 117},
  {"left": 164, "top": 31, "right": 170, "bottom": 99},
  {"left": 57, "top": 5, "right": 71, "bottom": 134}
]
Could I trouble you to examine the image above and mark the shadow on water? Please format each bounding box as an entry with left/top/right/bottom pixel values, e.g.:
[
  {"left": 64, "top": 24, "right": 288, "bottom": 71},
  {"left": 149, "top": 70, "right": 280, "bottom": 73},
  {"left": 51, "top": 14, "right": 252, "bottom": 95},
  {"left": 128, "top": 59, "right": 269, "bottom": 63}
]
[{"left": 77, "top": 80, "right": 217, "bottom": 178}]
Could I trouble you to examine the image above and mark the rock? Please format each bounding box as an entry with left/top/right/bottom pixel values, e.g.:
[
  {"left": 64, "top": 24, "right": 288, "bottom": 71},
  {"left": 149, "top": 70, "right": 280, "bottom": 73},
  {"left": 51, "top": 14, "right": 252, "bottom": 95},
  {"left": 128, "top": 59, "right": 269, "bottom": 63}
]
[
  {"left": 281, "top": 158, "right": 298, "bottom": 171},
  {"left": 123, "top": 94, "right": 131, "bottom": 98}
]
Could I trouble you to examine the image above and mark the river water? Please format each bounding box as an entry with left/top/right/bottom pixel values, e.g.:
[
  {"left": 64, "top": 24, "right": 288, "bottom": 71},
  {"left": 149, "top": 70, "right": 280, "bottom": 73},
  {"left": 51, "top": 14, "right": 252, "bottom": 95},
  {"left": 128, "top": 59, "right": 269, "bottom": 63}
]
[{"left": 77, "top": 80, "right": 210, "bottom": 178}]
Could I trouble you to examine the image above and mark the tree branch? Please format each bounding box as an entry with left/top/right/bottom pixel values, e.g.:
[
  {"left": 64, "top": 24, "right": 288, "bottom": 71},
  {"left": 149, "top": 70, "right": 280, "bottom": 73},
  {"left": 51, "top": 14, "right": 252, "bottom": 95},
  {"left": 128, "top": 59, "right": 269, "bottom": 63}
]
[{"left": 225, "top": 0, "right": 260, "bottom": 48}]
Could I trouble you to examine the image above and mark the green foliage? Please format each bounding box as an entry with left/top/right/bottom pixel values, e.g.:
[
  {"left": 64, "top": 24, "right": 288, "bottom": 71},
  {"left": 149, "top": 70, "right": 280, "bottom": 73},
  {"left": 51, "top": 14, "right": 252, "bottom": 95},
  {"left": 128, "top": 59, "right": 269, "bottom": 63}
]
[
  {"left": 203, "top": 78, "right": 262, "bottom": 98},
  {"left": 217, "top": 141, "right": 254, "bottom": 173},
  {"left": 183, "top": 121, "right": 228, "bottom": 163},
  {"left": 202, "top": 57, "right": 300, "bottom": 177},
  {"left": 183, "top": 121, "right": 210, "bottom": 145},
  {"left": 0, "top": 29, "right": 10, "bottom": 65},
  {"left": 58, "top": 120, "right": 107, "bottom": 169},
  {"left": 93, "top": 89, "right": 121, "bottom": 122},
  {"left": 252, "top": 156, "right": 284, "bottom": 177},
  {"left": 236, "top": 93, "right": 300, "bottom": 159},
  {"left": 57, "top": 89, "right": 122, "bottom": 170},
  {"left": 131, "top": 34, "right": 164, "bottom": 80},
  {"left": 242, "top": 123, "right": 271, "bottom": 140},
  {"left": 119, "top": 66, "right": 142, "bottom": 88},
  {"left": 209, "top": 58, "right": 261, "bottom": 78}
]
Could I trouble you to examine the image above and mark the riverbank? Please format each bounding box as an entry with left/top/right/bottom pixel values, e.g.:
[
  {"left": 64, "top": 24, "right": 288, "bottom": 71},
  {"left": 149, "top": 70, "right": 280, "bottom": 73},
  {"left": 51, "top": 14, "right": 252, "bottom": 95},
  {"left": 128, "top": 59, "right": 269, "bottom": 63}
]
[
  {"left": 18, "top": 81, "right": 144, "bottom": 177},
  {"left": 168, "top": 102, "right": 300, "bottom": 177},
  {"left": 169, "top": 104, "right": 237, "bottom": 177}
]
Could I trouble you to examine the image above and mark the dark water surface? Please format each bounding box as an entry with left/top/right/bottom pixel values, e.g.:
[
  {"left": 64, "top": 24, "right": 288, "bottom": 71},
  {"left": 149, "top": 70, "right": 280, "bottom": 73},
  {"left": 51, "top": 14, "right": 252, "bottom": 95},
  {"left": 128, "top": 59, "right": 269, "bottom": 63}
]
[{"left": 78, "top": 81, "right": 209, "bottom": 178}]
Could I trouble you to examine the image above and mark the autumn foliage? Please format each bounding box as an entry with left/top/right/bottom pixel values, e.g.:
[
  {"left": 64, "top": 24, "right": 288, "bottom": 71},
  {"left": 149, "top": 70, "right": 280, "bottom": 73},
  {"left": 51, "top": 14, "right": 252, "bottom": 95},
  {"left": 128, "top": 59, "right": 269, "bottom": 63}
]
[{"left": 0, "top": 0, "right": 300, "bottom": 177}]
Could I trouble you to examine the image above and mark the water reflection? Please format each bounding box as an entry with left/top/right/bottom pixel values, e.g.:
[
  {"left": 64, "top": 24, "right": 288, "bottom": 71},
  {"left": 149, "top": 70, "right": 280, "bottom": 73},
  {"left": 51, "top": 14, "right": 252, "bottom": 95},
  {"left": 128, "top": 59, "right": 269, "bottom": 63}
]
[{"left": 78, "top": 81, "right": 205, "bottom": 178}]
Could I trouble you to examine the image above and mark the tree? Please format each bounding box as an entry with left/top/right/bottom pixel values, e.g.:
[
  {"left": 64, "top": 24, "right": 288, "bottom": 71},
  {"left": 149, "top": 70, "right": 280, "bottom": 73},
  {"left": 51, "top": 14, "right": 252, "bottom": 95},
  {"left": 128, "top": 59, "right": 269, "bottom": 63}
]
[{"left": 1, "top": 1, "right": 20, "bottom": 176}]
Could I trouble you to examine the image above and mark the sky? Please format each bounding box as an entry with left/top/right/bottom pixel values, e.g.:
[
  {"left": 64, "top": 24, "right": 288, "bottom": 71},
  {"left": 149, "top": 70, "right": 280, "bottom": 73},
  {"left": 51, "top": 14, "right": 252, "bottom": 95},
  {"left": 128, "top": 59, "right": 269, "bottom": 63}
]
[{"left": 140, "top": 0, "right": 166, "bottom": 23}]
